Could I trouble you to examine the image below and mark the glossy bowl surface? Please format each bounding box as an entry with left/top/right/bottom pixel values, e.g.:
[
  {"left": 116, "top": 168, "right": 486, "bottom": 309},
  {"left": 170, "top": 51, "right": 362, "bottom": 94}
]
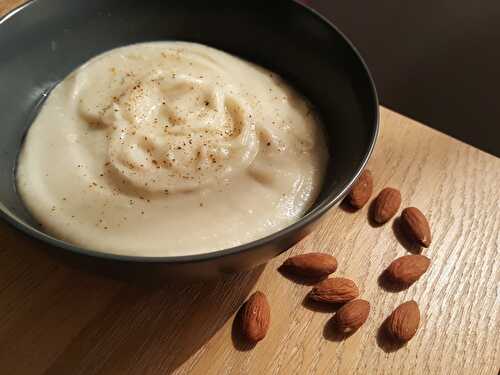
[{"left": 0, "top": 0, "right": 378, "bottom": 278}]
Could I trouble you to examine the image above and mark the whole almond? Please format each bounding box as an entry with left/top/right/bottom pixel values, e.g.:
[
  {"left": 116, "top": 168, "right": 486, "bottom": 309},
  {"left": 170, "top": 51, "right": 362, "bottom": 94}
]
[
  {"left": 372, "top": 187, "right": 401, "bottom": 224},
  {"left": 241, "top": 291, "right": 270, "bottom": 343},
  {"left": 334, "top": 299, "right": 370, "bottom": 333},
  {"left": 385, "top": 300, "right": 420, "bottom": 343},
  {"left": 386, "top": 255, "right": 430, "bottom": 285},
  {"left": 309, "top": 277, "right": 359, "bottom": 304},
  {"left": 281, "top": 252, "right": 337, "bottom": 278},
  {"left": 401, "top": 207, "right": 432, "bottom": 247},
  {"left": 347, "top": 169, "right": 373, "bottom": 209}
]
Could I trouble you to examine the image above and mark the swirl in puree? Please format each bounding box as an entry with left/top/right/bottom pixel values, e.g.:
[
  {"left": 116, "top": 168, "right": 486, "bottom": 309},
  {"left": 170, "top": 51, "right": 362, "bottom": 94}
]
[{"left": 17, "top": 42, "right": 328, "bottom": 256}]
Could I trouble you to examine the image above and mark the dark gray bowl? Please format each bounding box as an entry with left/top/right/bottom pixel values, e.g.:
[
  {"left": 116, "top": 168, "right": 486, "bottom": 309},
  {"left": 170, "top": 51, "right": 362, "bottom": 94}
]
[{"left": 0, "top": 0, "right": 378, "bottom": 279}]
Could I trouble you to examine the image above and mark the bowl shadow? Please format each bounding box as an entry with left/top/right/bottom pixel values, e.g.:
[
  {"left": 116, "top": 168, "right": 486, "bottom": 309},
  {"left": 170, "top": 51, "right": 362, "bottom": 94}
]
[{"left": 0, "top": 222, "right": 264, "bottom": 374}]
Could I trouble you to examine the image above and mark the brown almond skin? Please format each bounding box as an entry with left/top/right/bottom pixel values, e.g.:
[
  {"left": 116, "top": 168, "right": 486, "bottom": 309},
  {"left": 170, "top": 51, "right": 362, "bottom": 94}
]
[
  {"left": 281, "top": 253, "right": 338, "bottom": 278},
  {"left": 386, "top": 300, "right": 420, "bottom": 343},
  {"left": 334, "top": 299, "right": 370, "bottom": 333},
  {"left": 401, "top": 207, "right": 432, "bottom": 247},
  {"left": 241, "top": 291, "right": 270, "bottom": 343},
  {"left": 386, "top": 255, "right": 430, "bottom": 285},
  {"left": 347, "top": 170, "right": 373, "bottom": 209},
  {"left": 372, "top": 187, "right": 402, "bottom": 224},
  {"left": 309, "top": 277, "right": 359, "bottom": 304}
]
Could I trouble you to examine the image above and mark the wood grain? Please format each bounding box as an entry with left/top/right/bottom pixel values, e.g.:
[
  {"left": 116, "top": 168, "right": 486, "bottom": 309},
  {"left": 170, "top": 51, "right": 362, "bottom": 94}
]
[
  {"left": 0, "top": 106, "right": 498, "bottom": 375},
  {"left": 1, "top": 2, "right": 499, "bottom": 374},
  {"left": 0, "top": 0, "right": 24, "bottom": 16}
]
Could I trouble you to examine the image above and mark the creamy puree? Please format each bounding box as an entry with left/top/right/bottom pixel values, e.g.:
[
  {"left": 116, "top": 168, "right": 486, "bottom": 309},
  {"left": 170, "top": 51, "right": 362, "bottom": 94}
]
[{"left": 17, "top": 42, "right": 328, "bottom": 256}]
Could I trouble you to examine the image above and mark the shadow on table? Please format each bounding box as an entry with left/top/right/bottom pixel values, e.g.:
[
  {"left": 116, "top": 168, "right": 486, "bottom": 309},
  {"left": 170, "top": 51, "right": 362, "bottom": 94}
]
[
  {"left": 377, "top": 270, "right": 410, "bottom": 293},
  {"left": 338, "top": 198, "right": 359, "bottom": 214},
  {"left": 391, "top": 218, "right": 422, "bottom": 254},
  {"left": 376, "top": 319, "right": 406, "bottom": 353},
  {"left": 322, "top": 315, "right": 359, "bottom": 342},
  {"left": 0, "top": 222, "right": 264, "bottom": 374},
  {"left": 277, "top": 266, "right": 327, "bottom": 286}
]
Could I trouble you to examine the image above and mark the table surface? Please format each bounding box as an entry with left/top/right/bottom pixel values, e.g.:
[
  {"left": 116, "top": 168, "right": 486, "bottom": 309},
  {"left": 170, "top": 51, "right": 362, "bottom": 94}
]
[{"left": 1, "top": 2, "right": 500, "bottom": 375}]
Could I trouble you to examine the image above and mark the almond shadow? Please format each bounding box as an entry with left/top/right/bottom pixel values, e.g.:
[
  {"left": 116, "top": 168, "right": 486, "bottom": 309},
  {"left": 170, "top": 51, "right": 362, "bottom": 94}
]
[
  {"left": 338, "top": 198, "right": 359, "bottom": 213},
  {"left": 301, "top": 294, "right": 343, "bottom": 313},
  {"left": 322, "top": 315, "right": 357, "bottom": 342},
  {"left": 392, "top": 218, "right": 422, "bottom": 254},
  {"left": 231, "top": 306, "right": 257, "bottom": 352},
  {"left": 367, "top": 199, "right": 385, "bottom": 228},
  {"left": 376, "top": 318, "right": 406, "bottom": 353},
  {"left": 377, "top": 270, "right": 411, "bottom": 293},
  {"left": 277, "top": 266, "right": 327, "bottom": 286}
]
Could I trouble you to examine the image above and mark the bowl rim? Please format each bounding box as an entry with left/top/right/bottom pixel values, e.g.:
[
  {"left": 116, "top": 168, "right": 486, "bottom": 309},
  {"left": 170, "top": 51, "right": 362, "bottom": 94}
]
[{"left": 0, "top": 0, "right": 379, "bottom": 264}]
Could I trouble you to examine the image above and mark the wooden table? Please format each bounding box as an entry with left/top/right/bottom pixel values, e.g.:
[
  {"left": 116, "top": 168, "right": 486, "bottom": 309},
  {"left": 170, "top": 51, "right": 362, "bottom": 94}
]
[
  {"left": 1, "top": 3, "right": 500, "bottom": 375},
  {"left": 1, "top": 105, "right": 498, "bottom": 375}
]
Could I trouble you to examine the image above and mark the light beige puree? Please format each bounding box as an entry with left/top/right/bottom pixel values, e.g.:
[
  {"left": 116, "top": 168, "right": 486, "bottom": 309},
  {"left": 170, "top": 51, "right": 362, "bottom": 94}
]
[{"left": 17, "top": 42, "right": 328, "bottom": 256}]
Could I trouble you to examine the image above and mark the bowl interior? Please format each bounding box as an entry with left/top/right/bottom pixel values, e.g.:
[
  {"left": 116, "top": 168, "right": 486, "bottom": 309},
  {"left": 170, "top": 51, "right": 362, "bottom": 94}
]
[{"left": 0, "top": 0, "right": 377, "bottom": 260}]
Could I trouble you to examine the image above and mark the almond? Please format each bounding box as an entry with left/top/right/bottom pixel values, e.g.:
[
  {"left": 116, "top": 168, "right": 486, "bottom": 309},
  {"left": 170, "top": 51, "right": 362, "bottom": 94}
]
[
  {"left": 334, "top": 299, "right": 370, "bottom": 333},
  {"left": 309, "top": 277, "right": 359, "bottom": 304},
  {"left": 241, "top": 291, "right": 270, "bottom": 343},
  {"left": 386, "top": 255, "right": 430, "bottom": 285},
  {"left": 281, "top": 252, "right": 337, "bottom": 278},
  {"left": 385, "top": 300, "right": 420, "bottom": 343},
  {"left": 372, "top": 187, "right": 401, "bottom": 224},
  {"left": 401, "top": 207, "right": 432, "bottom": 247},
  {"left": 347, "top": 169, "right": 373, "bottom": 209}
]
